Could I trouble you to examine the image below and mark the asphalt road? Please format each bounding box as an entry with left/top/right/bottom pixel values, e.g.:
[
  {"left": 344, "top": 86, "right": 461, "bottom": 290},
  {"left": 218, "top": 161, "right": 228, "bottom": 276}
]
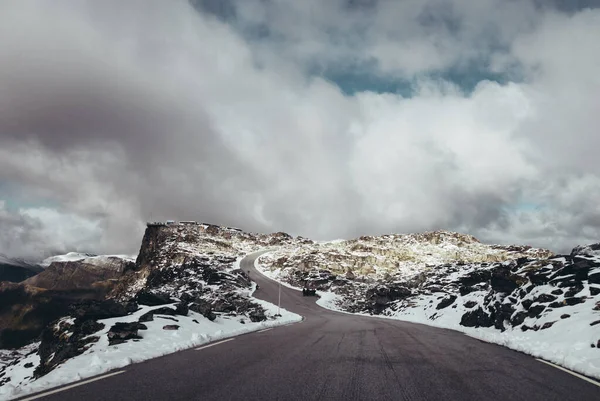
[{"left": 18, "top": 251, "right": 600, "bottom": 401}]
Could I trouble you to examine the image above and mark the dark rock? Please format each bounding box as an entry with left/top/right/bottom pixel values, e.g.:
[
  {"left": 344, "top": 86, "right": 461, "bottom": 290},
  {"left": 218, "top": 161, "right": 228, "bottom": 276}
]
[
  {"left": 560, "top": 314, "right": 570, "bottom": 319},
  {"left": 35, "top": 320, "right": 102, "bottom": 378},
  {"left": 526, "top": 270, "right": 550, "bottom": 285},
  {"left": 459, "top": 270, "right": 492, "bottom": 287},
  {"left": 151, "top": 307, "right": 177, "bottom": 316},
  {"left": 533, "top": 294, "right": 557, "bottom": 303},
  {"left": 192, "top": 319, "right": 199, "bottom": 324},
  {"left": 69, "top": 300, "right": 135, "bottom": 321},
  {"left": 249, "top": 308, "right": 267, "bottom": 322},
  {"left": 24, "top": 362, "right": 34, "bottom": 368},
  {"left": 590, "top": 286, "right": 600, "bottom": 296},
  {"left": 463, "top": 301, "right": 478, "bottom": 309},
  {"left": 554, "top": 260, "right": 592, "bottom": 281},
  {"left": 175, "top": 302, "right": 189, "bottom": 316},
  {"left": 549, "top": 301, "right": 566, "bottom": 308},
  {"left": 564, "top": 283, "right": 584, "bottom": 298},
  {"left": 521, "top": 299, "right": 533, "bottom": 310},
  {"left": 507, "top": 296, "right": 517, "bottom": 304},
  {"left": 135, "top": 291, "right": 176, "bottom": 306},
  {"left": 459, "top": 286, "right": 476, "bottom": 296},
  {"left": 179, "top": 292, "right": 194, "bottom": 304},
  {"left": 138, "top": 311, "right": 154, "bottom": 322},
  {"left": 527, "top": 304, "right": 546, "bottom": 318},
  {"left": 564, "top": 297, "right": 585, "bottom": 306},
  {"left": 510, "top": 311, "right": 527, "bottom": 326},
  {"left": 590, "top": 320, "right": 600, "bottom": 326},
  {"left": 557, "top": 279, "right": 581, "bottom": 288},
  {"left": 460, "top": 307, "right": 493, "bottom": 328},
  {"left": 436, "top": 295, "right": 457, "bottom": 310},
  {"left": 76, "top": 320, "right": 104, "bottom": 336},
  {"left": 162, "top": 325, "right": 180, "bottom": 330},
  {"left": 551, "top": 289, "right": 563, "bottom": 295},
  {"left": 589, "top": 272, "right": 600, "bottom": 285},
  {"left": 189, "top": 300, "right": 216, "bottom": 321},
  {"left": 540, "top": 321, "right": 555, "bottom": 330},
  {"left": 107, "top": 322, "right": 147, "bottom": 345}
]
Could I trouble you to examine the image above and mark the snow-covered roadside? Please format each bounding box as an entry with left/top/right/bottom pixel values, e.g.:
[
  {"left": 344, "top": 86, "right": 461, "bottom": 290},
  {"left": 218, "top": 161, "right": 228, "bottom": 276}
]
[
  {"left": 316, "top": 290, "right": 600, "bottom": 381},
  {"left": 0, "top": 290, "right": 301, "bottom": 401}
]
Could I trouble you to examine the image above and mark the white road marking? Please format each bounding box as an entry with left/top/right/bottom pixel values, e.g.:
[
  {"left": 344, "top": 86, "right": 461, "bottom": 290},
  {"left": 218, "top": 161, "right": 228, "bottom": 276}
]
[
  {"left": 195, "top": 338, "right": 235, "bottom": 351},
  {"left": 257, "top": 328, "right": 272, "bottom": 333},
  {"left": 19, "top": 370, "right": 126, "bottom": 400},
  {"left": 536, "top": 358, "right": 600, "bottom": 388}
]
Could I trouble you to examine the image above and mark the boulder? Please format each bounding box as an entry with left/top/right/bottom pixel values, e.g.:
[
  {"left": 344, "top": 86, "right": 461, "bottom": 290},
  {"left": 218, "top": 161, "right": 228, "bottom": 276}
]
[
  {"left": 490, "top": 267, "right": 521, "bottom": 293},
  {"left": 459, "top": 286, "right": 476, "bottom": 296},
  {"left": 138, "top": 311, "right": 154, "bottom": 322},
  {"left": 175, "top": 302, "right": 189, "bottom": 316},
  {"left": 436, "top": 295, "right": 457, "bottom": 310},
  {"left": 540, "top": 321, "right": 555, "bottom": 330},
  {"left": 510, "top": 311, "right": 527, "bottom": 326},
  {"left": 521, "top": 299, "right": 533, "bottom": 310},
  {"left": 460, "top": 307, "right": 493, "bottom": 328},
  {"left": 459, "top": 270, "right": 492, "bottom": 287},
  {"left": 135, "top": 291, "right": 176, "bottom": 306},
  {"left": 551, "top": 289, "right": 563, "bottom": 295},
  {"left": 564, "top": 283, "right": 584, "bottom": 298},
  {"left": 590, "top": 286, "right": 600, "bottom": 296},
  {"left": 107, "top": 322, "right": 147, "bottom": 345},
  {"left": 533, "top": 294, "right": 557, "bottom": 303},
  {"left": 69, "top": 300, "right": 137, "bottom": 321},
  {"left": 527, "top": 304, "right": 546, "bottom": 318},
  {"left": 564, "top": 297, "right": 585, "bottom": 306},
  {"left": 162, "top": 325, "right": 180, "bottom": 330},
  {"left": 189, "top": 300, "right": 217, "bottom": 321},
  {"left": 561, "top": 314, "right": 570, "bottom": 319},
  {"left": 589, "top": 272, "right": 600, "bottom": 285},
  {"left": 249, "top": 308, "right": 267, "bottom": 322},
  {"left": 151, "top": 307, "right": 177, "bottom": 316},
  {"left": 463, "top": 300, "right": 478, "bottom": 309}
]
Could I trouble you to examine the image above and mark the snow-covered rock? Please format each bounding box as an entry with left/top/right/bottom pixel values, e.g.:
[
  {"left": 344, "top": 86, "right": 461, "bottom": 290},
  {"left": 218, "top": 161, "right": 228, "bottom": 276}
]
[{"left": 0, "top": 224, "right": 302, "bottom": 401}]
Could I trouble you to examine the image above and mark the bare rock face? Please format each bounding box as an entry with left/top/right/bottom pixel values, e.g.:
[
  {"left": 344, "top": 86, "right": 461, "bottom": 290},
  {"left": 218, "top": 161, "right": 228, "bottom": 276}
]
[
  {"left": 24, "top": 257, "right": 134, "bottom": 293},
  {"left": 0, "top": 256, "right": 135, "bottom": 349}
]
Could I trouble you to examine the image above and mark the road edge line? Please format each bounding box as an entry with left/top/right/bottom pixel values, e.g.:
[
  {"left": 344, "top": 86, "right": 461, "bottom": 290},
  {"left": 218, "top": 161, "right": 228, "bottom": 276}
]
[
  {"left": 536, "top": 358, "right": 600, "bottom": 388},
  {"left": 195, "top": 338, "right": 235, "bottom": 351},
  {"left": 17, "top": 370, "right": 126, "bottom": 401}
]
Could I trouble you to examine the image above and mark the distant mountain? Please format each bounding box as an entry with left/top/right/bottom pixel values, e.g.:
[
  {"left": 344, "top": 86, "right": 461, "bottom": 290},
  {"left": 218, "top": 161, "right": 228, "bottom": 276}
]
[{"left": 0, "top": 255, "right": 43, "bottom": 283}]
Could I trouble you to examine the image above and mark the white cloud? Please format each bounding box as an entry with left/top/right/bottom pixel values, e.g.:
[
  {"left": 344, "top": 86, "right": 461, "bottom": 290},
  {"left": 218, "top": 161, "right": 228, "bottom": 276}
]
[{"left": 0, "top": 0, "right": 599, "bottom": 257}]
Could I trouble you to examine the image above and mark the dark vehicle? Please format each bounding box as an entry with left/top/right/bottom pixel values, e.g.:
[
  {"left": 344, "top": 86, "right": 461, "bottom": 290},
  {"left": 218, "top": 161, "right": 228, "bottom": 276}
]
[{"left": 302, "top": 288, "right": 317, "bottom": 296}]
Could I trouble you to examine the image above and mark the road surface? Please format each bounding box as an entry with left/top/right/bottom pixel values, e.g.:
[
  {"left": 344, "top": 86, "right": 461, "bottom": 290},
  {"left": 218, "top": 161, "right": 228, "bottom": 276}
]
[{"left": 17, "top": 251, "right": 600, "bottom": 400}]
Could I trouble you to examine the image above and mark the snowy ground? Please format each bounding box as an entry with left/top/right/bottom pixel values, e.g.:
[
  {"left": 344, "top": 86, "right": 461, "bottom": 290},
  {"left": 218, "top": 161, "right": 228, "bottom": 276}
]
[{"left": 0, "top": 289, "right": 301, "bottom": 401}]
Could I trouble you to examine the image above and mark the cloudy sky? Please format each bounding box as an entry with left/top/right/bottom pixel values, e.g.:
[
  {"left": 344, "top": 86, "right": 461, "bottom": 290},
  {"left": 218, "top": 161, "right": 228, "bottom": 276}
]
[{"left": 1, "top": 0, "right": 599, "bottom": 259}]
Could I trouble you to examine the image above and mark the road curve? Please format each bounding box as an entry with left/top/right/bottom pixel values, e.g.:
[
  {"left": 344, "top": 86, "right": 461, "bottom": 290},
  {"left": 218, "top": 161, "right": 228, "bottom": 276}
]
[{"left": 17, "top": 251, "right": 600, "bottom": 401}]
